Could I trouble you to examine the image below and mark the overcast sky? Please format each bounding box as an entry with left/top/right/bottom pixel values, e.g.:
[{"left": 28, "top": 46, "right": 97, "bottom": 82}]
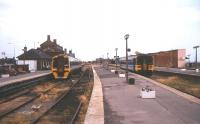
[{"left": 0, "top": 0, "right": 200, "bottom": 61}]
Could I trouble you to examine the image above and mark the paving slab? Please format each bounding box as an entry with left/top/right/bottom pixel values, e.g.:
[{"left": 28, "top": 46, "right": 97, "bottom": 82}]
[{"left": 95, "top": 65, "right": 200, "bottom": 124}]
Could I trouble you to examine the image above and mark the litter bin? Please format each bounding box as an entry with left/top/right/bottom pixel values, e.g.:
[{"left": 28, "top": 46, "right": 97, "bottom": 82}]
[{"left": 129, "top": 78, "right": 135, "bottom": 84}]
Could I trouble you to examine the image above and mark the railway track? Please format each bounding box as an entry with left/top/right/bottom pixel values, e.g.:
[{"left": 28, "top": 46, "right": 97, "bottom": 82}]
[
  {"left": 0, "top": 80, "right": 61, "bottom": 120},
  {"left": 35, "top": 67, "right": 92, "bottom": 124},
  {"left": 0, "top": 79, "right": 72, "bottom": 123},
  {"left": 0, "top": 66, "right": 93, "bottom": 124},
  {"left": 0, "top": 74, "right": 52, "bottom": 102}
]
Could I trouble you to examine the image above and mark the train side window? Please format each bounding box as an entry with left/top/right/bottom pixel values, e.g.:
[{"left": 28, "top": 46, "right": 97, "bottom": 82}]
[
  {"left": 133, "top": 58, "right": 136, "bottom": 64},
  {"left": 128, "top": 60, "right": 132, "bottom": 65}
]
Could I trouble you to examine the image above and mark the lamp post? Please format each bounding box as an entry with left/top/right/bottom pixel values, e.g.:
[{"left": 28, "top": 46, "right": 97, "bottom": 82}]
[
  {"left": 107, "top": 52, "right": 109, "bottom": 69},
  {"left": 193, "top": 45, "right": 199, "bottom": 69},
  {"left": 124, "top": 34, "right": 129, "bottom": 83},
  {"left": 115, "top": 48, "right": 118, "bottom": 70}
]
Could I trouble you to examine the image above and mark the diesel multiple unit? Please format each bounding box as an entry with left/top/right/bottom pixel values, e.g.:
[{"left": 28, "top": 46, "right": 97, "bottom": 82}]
[
  {"left": 119, "top": 54, "right": 154, "bottom": 76},
  {"left": 51, "top": 54, "right": 82, "bottom": 79}
]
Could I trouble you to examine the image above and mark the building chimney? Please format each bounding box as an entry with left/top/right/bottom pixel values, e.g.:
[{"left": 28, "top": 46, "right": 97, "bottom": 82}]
[
  {"left": 64, "top": 48, "right": 67, "bottom": 54},
  {"left": 53, "top": 39, "right": 57, "bottom": 44},
  {"left": 47, "top": 35, "right": 50, "bottom": 41},
  {"left": 69, "top": 50, "right": 72, "bottom": 54},
  {"left": 24, "top": 46, "right": 27, "bottom": 52}
]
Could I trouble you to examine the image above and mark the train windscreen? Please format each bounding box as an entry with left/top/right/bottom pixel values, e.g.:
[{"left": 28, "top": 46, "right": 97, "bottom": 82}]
[
  {"left": 137, "top": 55, "right": 153, "bottom": 65},
  {"left": 53, "top": 56, "right": 69, "bottom": 77}
]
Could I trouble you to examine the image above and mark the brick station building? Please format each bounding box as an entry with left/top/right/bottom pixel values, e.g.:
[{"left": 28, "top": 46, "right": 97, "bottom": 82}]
[
  {"left": 17, "top": 35, "right": 64, "bottom": 71},
  {"left": 40, "top": 35, "right": 64, "bottom": 57},
  {"left": 17, "top": 48, "right": 51, "bottom": 71},
  {"left": 150, "top": 49, "right": 186, "bottom": 68}
]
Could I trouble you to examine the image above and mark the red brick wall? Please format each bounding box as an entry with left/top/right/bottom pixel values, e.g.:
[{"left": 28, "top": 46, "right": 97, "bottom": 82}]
[
  {"left": 177, "top": 49, "right": 186, "bottom": 68},
  {"left": 151, "top": 49, "right": 185, "bottom": 68}
]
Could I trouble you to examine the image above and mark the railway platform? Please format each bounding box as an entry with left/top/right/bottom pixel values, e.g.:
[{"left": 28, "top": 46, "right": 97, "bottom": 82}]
[
  {"left": 155, "top": 67, "right": 200, "bottom": 77},
  {"left": 86, "top": 64, "right": 200, "bottom": 124},
  {"left": 0, "top": 70, "right": 51, "bottom": 87}
]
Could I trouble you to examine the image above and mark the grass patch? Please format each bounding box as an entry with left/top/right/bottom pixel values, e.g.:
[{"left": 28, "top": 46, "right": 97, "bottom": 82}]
[{"left": 151, "top": 73, "right": 200, "bottom": 98}]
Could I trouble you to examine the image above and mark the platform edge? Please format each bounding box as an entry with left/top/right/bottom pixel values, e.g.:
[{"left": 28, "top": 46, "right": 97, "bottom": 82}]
[{"left": 84, "top": 66, "right": 104, "bottom": 124}]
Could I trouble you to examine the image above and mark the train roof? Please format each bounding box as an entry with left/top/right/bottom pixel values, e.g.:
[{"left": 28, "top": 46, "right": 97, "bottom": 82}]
[
  {"left": 119, "top": 54, "right": 152, "bottom": 60},
  {"left": 52, "top": 54, "right": 68, "bottom": 59},
  {"left": 119, "top": 55, "right": 135, "bottom": 60},
  {"left": 68, "top": 56, "right": 80, "bottom": 62},
  {"left": 52, "top": 54, "right": 81, "bottom": 62}
]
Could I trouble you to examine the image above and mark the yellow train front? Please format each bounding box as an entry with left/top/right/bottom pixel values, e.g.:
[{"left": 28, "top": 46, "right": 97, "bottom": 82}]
[{"left": 51, "top": 54, "right": 81, "bottom": 79}]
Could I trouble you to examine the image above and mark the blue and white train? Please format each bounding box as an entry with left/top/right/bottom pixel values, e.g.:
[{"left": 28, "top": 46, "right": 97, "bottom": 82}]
[{"left": 119, "top": 54, "right": 154, "bottom": 76}]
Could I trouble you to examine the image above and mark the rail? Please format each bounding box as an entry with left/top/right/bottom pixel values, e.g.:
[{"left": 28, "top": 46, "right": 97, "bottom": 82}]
[{"left": 0, "top": 81, "right": 61, "bottom": 119}]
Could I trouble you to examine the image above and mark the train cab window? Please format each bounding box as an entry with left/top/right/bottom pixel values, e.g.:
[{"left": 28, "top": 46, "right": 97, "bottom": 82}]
[
  {"left": 53, "top": 59, "right": 58, "bottom": 68},
  {"left": 137, "top": 56, "right": 143, "bottom": 65},
  {"left": 143, "top": 58, "right": 146, "bottom": 65},
  {"left": 64, "top": 58, "right": 69, "bottom": 67},
  {"left": 146, "top": 56, "right": 153, "bottom": 64}
]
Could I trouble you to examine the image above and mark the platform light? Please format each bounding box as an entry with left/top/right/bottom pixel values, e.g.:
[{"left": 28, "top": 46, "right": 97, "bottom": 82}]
[{"left": 124, "top": 34, "right": 129, "bottom": 83}]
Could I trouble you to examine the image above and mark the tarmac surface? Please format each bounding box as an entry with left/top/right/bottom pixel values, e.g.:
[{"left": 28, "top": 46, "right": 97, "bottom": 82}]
[{"left": 94, "top": 65, "right": 200, "bottom": 124}]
